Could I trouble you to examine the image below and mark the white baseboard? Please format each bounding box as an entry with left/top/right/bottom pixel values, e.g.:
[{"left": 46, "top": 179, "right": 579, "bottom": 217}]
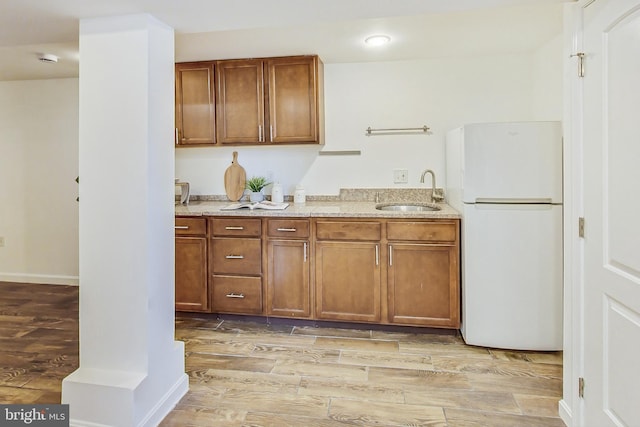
[
  {"left": 139, "top": 373, "right": 189, "bottom": 427},
  {"left": 559, "top": 399, "right": 572, "bottom": 426},
  {"left": 0, "top": 272, "right": 79, "bottom": 286}
]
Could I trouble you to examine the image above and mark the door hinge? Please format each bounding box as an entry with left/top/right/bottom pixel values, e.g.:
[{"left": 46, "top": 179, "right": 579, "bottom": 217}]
[
  {"left": 579, "top": 377, "right": 585, "bottom": 398},
  {"left": 570, "top": 52, "right": 585, "bottom": 78},
  {"left": 578, "top": 217, "right": 585, "bottom": 238}
]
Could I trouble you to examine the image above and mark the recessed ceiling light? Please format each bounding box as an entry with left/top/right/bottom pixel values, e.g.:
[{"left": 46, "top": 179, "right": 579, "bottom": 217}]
[
  {"left": 38, "top": 53, "right": 59, "bottom": 63},
  {"left": 364, "top": 35, "right": 391, "bottom": 47}
]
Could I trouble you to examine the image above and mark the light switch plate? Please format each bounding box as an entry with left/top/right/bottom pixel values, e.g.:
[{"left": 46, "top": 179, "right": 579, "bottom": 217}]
[
  {"left": 0, "top": 237, "right": 4, "bottom": 247},
  {"left": 393, "top": 169, "right": 409, "bottom": 184}
]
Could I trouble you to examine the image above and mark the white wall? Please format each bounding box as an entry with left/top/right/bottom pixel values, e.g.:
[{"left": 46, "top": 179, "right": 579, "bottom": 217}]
[
  {"left": 0, "top": 78, "right": 79, "bottom": 285},
  {"left": 176, "top": 52, "right": 548, "bottom": 197},
  {"left": 532, "top": 34, "right": 564, "bottom": 120}
]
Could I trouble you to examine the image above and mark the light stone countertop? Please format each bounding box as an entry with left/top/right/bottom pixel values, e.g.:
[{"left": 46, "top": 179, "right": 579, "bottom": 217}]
[{"left": 175, "top": 200, "right": 460, "bottom": 219}]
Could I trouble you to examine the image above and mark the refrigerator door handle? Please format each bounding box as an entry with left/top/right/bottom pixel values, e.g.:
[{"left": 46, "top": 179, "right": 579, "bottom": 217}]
[{"left": 475, "top": 198, "right": 552, "bottom": 204}]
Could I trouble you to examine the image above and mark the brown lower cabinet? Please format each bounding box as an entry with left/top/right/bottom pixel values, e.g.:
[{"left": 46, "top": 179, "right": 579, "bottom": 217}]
[
  {"left": 266, "top": 219, "right": 311, "bottom": 317},
  {"left": 315, "top": 241, "right": 381, "bottom": 322},
  {"left": 175, "top": 217, "right": 208, "bottom": 312},
  {"left": 175, "top": 215, "right": 460, "bottom": 329}
]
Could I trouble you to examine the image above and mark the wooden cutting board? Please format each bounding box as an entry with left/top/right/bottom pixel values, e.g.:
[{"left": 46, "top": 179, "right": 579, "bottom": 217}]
[{"left": 224, "top": 151, "right": 246, "bottom": 201}]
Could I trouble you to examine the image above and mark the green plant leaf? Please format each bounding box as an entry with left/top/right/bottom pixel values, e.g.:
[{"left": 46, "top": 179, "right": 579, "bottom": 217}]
[{"left": 245, "top": 176, "right": 271, "bottom": 192}]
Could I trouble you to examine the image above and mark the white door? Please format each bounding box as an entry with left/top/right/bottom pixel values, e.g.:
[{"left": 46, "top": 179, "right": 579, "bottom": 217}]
[{"left": 582, "top": 0, "right": 640, "bottom": 424}]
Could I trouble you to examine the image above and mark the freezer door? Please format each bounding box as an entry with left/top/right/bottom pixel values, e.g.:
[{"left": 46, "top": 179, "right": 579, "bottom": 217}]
[
  {"left": 460, "top": 203, "right": 563, "bottom": 350},
  {"left": 462, "top": 121, "right": 562, "bottom": 203}
]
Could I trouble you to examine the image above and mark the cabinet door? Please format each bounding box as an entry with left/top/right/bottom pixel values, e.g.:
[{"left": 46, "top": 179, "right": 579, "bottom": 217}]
[
  {"left": 216, "top": 59, "right": 265, "bottom": 144},
  {"left": 175, "top": 236, "right": 208, "bottom": 312},
  {"left": 175, "top": 62, "right": 215, "bottom": 145},
  {"left": 387, "top": 243, "right": 459, "bottom": 328},
  {"left": 315, "top": 241, "right": 381, "bottom": 322},
  {"left": 267, "top": 240, "right": 310, "bottom": 318},
  {"left": 267, "top": 56, "right": 321, "bottom": 144}
]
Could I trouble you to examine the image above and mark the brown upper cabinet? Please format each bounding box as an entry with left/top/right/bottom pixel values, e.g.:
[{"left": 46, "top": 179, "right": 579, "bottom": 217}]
[
  {"left": 215, "top": 55, "right": 324, "bottom": 145},
  {"left": 175, "top": 62, "right": 216, "bottom": 146}
]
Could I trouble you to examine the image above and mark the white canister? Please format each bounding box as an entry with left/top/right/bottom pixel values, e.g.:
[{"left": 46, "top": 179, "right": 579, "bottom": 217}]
[
  {"left": 271, "top": 182, "right": 284, "bottom": 203},
  {"left": 294, "top": 184, "right": 306, "bottom": 204}
]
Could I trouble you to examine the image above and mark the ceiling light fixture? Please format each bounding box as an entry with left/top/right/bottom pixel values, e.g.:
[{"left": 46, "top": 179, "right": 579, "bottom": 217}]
[
  {"left": 364, "top": 35, "right": 391, "bottom": 47},
  {"left": 38, "top": 53, "right": 59, "bottom": 63}
]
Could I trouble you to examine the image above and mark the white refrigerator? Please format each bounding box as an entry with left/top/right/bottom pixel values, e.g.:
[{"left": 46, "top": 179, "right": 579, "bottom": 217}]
[{"left": 446, "top": 121, "right": 563, "bottom": 351}]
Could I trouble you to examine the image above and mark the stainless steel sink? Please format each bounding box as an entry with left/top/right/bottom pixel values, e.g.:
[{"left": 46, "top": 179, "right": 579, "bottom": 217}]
[{"left": 375, "top": 203, "right": 441, "bottom": 212}]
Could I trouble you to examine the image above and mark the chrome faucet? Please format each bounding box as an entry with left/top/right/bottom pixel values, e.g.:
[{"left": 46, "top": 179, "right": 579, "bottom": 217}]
[{"left": 420, "top": 169, "right": 444, "bottom": 203}]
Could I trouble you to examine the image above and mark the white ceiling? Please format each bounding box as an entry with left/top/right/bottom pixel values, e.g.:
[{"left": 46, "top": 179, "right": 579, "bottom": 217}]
[{"left": 0, "top": 0, "right": 570, "bottom": 81}]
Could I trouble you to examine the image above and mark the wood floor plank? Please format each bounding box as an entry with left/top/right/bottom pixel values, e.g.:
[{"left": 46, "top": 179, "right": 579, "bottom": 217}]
[
  {"left": 444, "top": 407, "right": 566, "bottom": 427},
  {"left": 314, "top": 336, "right": 399, "bottom": 352},
  {"left": 292, "top": 326, "right": 372, "bottom": 339},
  {"left": 490, "top": 349, "right": 563, "bottom": 365},
  {"left": 368, "top": 366, "right": 472, "bottom": 390},
  {"left": 339, "top": 349, "right": 433, "bottom": 370},
  {"left": 329, "top": 398, "right": 447, "bottom": 426},
  {"left": 160, "top": 406, "right": 246, "bottom": 427},
  {"left": 466, "top": 372, "right": 563, "bottom": 397},
  {"left": 399, "top": 341, "right": 493, "bottom": 359},
  {"left": 186, "top": 353, "right": 276, "bottom": 373},
  {"left": 431, "top": 356, "right": 563, "bottom": 379},
  {"left": 243, "top": 412, "right": 353, "bottom": 427},
  {"left": 251, "top": 344, "right": 341, "bottom": 363},
  {"left": 218, "top": 390, "right": 330, "bottom": 418},
  {"left": 513, "top": 393, "right": 562, "bottom": 417},
  {"left": 404, "top": 389, "right": 520, "bottom": 414},
  {"left": 186, "top": 338, "right": 256, "bottom": 356},
  {"left": 272, "top": 359, "right": 368, "bottom": 381},
  {"left": 298, "top": 376, "right": 405, "bottom": 403},
  {"left": 194, "top": 369, "right": 301, "bottom": 394},
  {"left": 229, "top": 332, "right": 317, "bottom": 348}
]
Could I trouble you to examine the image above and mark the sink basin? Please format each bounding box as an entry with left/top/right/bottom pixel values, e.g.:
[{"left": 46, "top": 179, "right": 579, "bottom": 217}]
[{"left": 375, "top": 203, "right": 441, "bottom": 212}]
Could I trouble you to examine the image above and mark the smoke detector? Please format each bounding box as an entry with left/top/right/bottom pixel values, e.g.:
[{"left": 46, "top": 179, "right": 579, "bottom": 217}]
[{"left": 38, "top": 53, "right": 59, "bottom": 63}]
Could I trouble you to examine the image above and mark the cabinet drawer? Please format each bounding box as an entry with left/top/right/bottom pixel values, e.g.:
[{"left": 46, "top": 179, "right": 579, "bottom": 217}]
[
  {"left": 316, "top": 221, "right": 381, "bottom": 241},
  {"left": 175, "top": 217, "right": 206, "bottom": 236},
  {"left": 267, "top": 219, "right": 310, "bottom": 238},
  {"left": 211, "top": 276, "right": 262, "bottom": 314},
  {"left": 210, "top": 218, "right": 261, "bottom": 237},
  {"left": 211, "top": 238, "right": 261, "bottom": 275},
  {"left": 387, "top": 221, "right": 457, "bottom": 242}
]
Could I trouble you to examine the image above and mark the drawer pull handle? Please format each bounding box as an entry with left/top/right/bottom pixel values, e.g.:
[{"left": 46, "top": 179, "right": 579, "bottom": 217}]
[
  {"left": 225, "top": 226, "right": 244, "bottom": 230},
  {"left": 375, "top": 244, "right": 379, "bottom": 266},
  {"left": 225, "top": 255, "right": 244, "bottom": 259},
  {"left": 226, "top": 293, "right": 245, "bottom": 299},
  {"left": 276, "top": 228, "right": 297, "bottom": 232},
  {"left": 389, "top": 245, "right": 393, "bottom": 266},
  {"left": 174, "top": 225, "right": 189, "bottom": 230}
]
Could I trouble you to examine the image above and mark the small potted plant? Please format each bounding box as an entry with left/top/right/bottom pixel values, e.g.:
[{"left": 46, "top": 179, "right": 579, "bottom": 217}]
[{"left": 246, "top": 176, "right": 271, "bottom": 202}]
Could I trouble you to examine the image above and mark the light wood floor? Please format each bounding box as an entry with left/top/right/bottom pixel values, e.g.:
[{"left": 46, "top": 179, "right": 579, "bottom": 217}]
[{"left": 1, "top": 282, "right": 564, "bottom": 426}]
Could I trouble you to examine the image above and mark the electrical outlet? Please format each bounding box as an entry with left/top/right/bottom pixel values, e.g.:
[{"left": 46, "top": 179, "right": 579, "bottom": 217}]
[
  {"left": 393, "top": 169, "right": 409, "bottom": 184},
  {"left": 0, "top": 237, "right": 4, "bottom": 247}
]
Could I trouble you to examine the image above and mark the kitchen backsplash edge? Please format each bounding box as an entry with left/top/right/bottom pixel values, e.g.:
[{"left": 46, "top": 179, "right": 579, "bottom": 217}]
[{"left": 183, "top": 188, "right": 441, "bottom": 203}]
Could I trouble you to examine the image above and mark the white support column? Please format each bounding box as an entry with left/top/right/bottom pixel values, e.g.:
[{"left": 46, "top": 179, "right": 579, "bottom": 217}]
[{"left": 62, "top": 14, "right": 187, "bottom": 427}]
